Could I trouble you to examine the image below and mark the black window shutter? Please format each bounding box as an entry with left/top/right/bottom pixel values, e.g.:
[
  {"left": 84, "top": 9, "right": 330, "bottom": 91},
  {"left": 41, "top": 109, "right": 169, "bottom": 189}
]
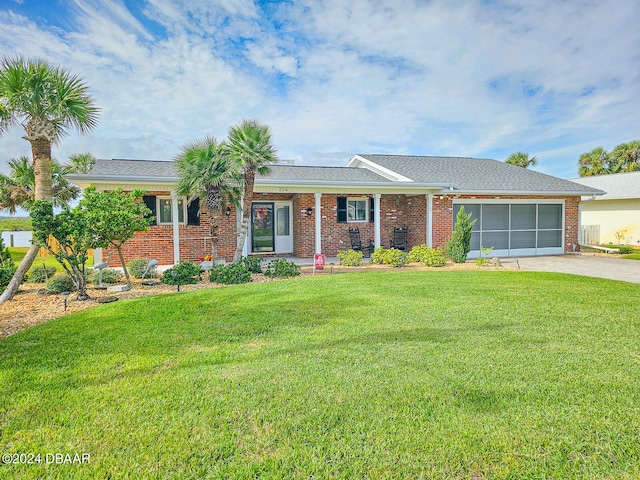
[
  {"left": 142, "top": 195, "right": 156, "bottom": 225},
  {"left": 187, "top": 198, "right": 200, "bottom": 226},
  {"left": 337, "top": 197, "right": 347, "bottom": 223},
  {"left": 369, "top": 197, "right": 374, "bottom": 223}
]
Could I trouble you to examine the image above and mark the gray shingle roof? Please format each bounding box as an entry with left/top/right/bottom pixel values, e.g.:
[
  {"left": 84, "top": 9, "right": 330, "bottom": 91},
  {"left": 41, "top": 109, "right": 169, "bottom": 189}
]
[
  {"left": 87, "top": 159, "right": 176, "bottom": 178},
  {"left": 357, "top": 154, "right": 603, "bottom": 195},
  {"left": 261, "top": 165, "right": 391, "bottom": 183}
]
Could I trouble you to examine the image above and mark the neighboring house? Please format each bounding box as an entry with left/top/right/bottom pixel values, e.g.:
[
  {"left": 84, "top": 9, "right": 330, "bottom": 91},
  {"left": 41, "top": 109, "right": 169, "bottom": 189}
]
[
  {"left": 570, "top": 171, "right": 640, "bottom": 245},
  {"left": 68, "top": 154, "right": 603, "bottom": 266}
]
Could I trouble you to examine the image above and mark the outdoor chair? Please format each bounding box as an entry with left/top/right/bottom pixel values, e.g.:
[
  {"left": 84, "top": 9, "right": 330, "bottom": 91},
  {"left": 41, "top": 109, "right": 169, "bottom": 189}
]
[
  {"left": 349, "top": 227, "right": 372, "bottom": 258},
  {"left": 390, "top": 227, "right": 408, "bottom": 251}
]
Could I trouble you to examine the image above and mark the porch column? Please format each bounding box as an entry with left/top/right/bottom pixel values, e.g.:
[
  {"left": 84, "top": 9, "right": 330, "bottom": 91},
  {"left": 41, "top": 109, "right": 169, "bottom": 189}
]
[
  {"left": 171, "top": 191, "right": 180, "bottom": 264},
  {"left": 374, "top": 193, "right": 381, "bottom": 248},
  {"left": 314, "top": 193, "right": 322, "bottom": 254},
  {"left": 426, "top": 194, "right": 433, "bottom": 248}
]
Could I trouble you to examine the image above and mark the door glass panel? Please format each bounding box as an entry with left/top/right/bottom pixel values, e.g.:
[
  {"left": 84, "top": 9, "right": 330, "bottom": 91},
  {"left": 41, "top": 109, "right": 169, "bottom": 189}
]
[
  {"left": 277, "top": 206, "right": 290, "bottom": 236},
  {"left": 538, "top": 230, "right": 562, "bottom": 248},
  {"left": 482, "top": 204, "right": 509, "bottom": 230},
  {"left": 511, "top": 204, "right": 536, "bottom": 230},
  {"left": 251, "top": 203, "right": 274, "bottom": 252},
  {"left": 481, "top": 231, "right": 509, "bottom": 249},
  {"left": 538, "top": 204, "right": 562, "bottom": 229},
  {"left": 510, "top": 230, "right": 536, "bottom": 249}
]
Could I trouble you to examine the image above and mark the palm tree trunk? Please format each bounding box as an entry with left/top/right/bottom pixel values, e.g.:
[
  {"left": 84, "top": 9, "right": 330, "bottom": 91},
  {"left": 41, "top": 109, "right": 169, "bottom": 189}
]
[
  {"left": 209, "top": 208, "right": 220, "bottom": 263},
  {"left": 233, "top": 168, "right": 256, "bottom": 262},
  {"left": 0, "top": 138, "right": 55, "bottom": 304},
  {"left": 0, "top": 244, "right": 39, "bottom": 303}
]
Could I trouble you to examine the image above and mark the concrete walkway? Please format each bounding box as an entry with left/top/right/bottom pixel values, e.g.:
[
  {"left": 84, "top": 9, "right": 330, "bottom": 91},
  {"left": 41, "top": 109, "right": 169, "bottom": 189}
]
[{"left": 516, "top": 254, "right": 640, "bottom": 284}]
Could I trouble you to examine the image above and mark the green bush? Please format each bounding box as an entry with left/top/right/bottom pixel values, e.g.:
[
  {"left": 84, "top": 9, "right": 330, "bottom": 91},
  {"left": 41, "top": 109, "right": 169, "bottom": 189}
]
[
  {"left": 89, "top": 268, "right": 122, "bottom": 285},
  {"left": 46, "top": 274, "right": 76, "bottom": 293},
  {"left": 239, "top": 256, "right": 263, "bottom": 273},
  {"left": 337, "top": 249, "right": 363, "bottom": 266},
  {"left": 407, "top": 245, "right": 446, "bottom": 267},
  {"left": 617, "top": 246, "right": 633, "bottom": 254},
  {"left": 27, "top": 264, "right": 58, "bottom": 283},
  {"left": 371, "top": 247, "right": 407, "bottom": 267},
  {"left": 209, "top": 263, "right": 252, "bottom": 285},
  {"left": 0, "top": 263, "right": 17, "bottom": 289},
  {"left": 445, "top": 206, "right": 476, "bottom": 263},
  {"left": 128, "top": 258, "right": 153, "bottom": 278},
  {"left": 264, "top": 258, "right": 300, "bottom": 278},
  {"left": 161, "top": 261, "right": 201, "bottom": 285}
]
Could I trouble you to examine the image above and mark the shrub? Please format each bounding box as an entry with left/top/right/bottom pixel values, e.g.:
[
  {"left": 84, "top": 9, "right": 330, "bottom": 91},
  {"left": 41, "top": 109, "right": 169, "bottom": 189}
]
[
  {"left": 128, "top": 258, "right": 153, "bottom": 278},
  {"left": 337, "top": 249, "right": 363, "bottom": 266},
  {"left": 27, "top": 264, "right": 58, "bottom": 283},
  {"left": 46, "top": 274, "right": 76, "bottom": 293},
  {"left": 209, "top": 263, "right": 252, "bottom": 285},
  {"left": 408, "top": 245, "right": 446, "bottom": 267},
  {"left": 445, "top": 206, "right": 476, "bottom": 263},
  {"left": 88, "top": 268, "right": 122, "bottom": 285},
  {"left": 264, "top": 258, "right": 300, "bottom": 278},
  {"left": 0, "top": 263, "right": 17, "bottom": 289},
  {"left": 617, "top": 246, "right": 633, "bottom": 254},
  {"left": 161, "top": 261, "right": 201, "bottom": 285},
  {"left": 476, "top": 246, "right": 494, "bottom": 266},
  {"left": 371, "top": 247, "right": 407, "bottom": 267},
  {"left": 239, "top": 256, "right": 263, "bottom": 273}
]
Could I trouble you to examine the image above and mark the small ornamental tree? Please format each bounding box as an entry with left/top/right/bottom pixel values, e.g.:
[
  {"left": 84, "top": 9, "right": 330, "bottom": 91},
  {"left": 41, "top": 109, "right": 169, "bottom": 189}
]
[
  {"left": 445, "top": 206, "right": 477, "bottom": 263},
  {"left": 31, "top": 200, "right": 92, "bottom": 300},
  {"left": 81, "top": 187, "right": 152, "bottom": 288}
]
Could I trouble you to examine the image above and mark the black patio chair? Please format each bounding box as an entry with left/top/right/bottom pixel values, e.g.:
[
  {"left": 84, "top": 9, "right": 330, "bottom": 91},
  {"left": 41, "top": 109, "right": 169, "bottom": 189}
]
[
  {"left": 349, "top": 227, "right": 372, "bottom": 258},
  {"left": 390, "top": 227, "right": 408, "bottom": 251}
]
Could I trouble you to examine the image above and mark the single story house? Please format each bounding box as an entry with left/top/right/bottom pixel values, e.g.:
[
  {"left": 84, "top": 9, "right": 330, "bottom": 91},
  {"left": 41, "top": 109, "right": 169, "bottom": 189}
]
[
  {"left": 68, "top": 154, "right": 603, "bottom": 266},
  {"left": 570, "top": 171, "right": 640, "bottom": 245}
]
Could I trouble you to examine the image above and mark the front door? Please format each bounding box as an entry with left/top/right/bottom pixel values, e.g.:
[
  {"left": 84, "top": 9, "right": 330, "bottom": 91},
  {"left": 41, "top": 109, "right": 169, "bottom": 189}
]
[
  {"left": 251, "top": 202, "right": 274, "bottom": 253},
  {"left": 250, "top": 201, "right": 293, "bottom": 254},
  {"left": 274, "top": 202, "right": 293, "bottom": 254}
]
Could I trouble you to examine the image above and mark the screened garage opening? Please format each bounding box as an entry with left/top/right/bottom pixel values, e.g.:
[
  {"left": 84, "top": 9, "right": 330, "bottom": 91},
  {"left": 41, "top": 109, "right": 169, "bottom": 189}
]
[{"left": 453, "top": 201, "right": 564, "bottom": 257}]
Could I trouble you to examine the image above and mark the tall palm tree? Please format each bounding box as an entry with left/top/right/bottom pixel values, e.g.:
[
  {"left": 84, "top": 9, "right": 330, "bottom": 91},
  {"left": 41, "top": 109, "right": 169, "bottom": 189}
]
[
  {"left": 0, "top": 156, "right": 81, "bottom": 213},
  {"left": 175, "top": 136, "right": 242, "bottom": 263},
  {"left": 0, "top": 56, "right": 98, "bottom": 303},
  {"left": 505, "top": 151, "right": 537, "bottom": 168},
  {"left": 226, "top": 119, "right": 278, "bottom": 262},
  {"left": 578, "top": 147, "right": 609, "bottom": 177}
]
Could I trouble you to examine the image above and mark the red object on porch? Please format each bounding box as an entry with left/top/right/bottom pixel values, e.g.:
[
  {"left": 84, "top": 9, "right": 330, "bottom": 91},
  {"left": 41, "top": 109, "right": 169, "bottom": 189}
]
[{"left": 314, "top": 254, "right": 325, "bottom": 271}]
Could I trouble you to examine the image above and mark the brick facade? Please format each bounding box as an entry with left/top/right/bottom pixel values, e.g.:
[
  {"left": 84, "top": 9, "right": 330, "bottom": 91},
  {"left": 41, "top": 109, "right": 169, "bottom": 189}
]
[{"left": 104, "top": 191, "right": 584, "bottom": 266}]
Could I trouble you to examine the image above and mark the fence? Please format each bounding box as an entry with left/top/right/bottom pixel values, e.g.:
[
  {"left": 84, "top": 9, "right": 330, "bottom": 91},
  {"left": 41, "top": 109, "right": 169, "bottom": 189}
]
[{"left": 580, "top": 225, "right": 600, "bottom": 245}]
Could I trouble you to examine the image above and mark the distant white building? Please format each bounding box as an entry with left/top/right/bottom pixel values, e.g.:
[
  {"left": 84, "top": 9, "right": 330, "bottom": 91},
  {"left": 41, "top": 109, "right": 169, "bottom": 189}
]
[{"left": 571, "top": 171, "right": 640, "bottom": 245}]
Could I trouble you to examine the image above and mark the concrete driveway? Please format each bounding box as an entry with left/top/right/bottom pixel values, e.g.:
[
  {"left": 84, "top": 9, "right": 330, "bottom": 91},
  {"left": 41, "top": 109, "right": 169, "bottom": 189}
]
[{"left": 516, "top": 254, "right": 640, "bottom": 284}]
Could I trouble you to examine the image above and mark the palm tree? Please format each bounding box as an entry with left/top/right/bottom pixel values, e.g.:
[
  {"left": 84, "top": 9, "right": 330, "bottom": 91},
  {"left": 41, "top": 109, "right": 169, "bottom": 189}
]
[
  {"left": 68, "top": 152, "right": 97, "bottom": 174},
  {"left": 175, "top": 136, "right": 242, "bottom": 263},
  {"left": 226, "top": 119, "right": 278, "bottom": 262},
  {"left": 578, "top": 147, "right": 609, "bottom": 177},
  {"left": 505, "top": 151, "right": 537, "bottom": 168},
  {"left": 0, "top": 156, "right": 81, "bottom": 213},
  {"left": 610, "top": 140, "right": 640, "bottom": 173},
  {"left": 0, "top": 56, "right": 99, "bottom": 303}
]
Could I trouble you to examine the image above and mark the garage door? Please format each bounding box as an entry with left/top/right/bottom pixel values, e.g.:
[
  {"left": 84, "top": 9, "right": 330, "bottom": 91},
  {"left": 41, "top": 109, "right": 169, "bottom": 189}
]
[{"left": 453, "top": 201, "right": 564, "bottom": 258}]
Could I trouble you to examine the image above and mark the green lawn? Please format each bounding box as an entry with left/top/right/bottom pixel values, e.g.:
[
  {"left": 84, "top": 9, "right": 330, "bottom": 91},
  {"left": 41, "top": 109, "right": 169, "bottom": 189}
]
[
  {"left": 0, "top": 217, "right": 31, "bottom": 231},
  {"left": 8, "top": 247, "right": 94, "bottom": 273},
  {"left": 0, "top": 271, "right": 638, "bottom": 478}
]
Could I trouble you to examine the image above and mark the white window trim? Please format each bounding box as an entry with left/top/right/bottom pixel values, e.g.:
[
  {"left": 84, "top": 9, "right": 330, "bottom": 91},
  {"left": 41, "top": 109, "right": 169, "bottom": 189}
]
[
  {"left": 157, "top": 196, "right": 187, "bottom": 225},
  {"left": 347, "top": 197, "right": 368, "bottom": 223}
]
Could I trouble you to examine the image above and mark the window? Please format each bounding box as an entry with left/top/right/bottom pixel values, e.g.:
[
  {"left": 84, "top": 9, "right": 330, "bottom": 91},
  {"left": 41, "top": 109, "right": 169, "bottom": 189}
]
[
  {"left": 347, "top": 198, "right": 367, "bottom": 222},
  {"left": 157, "top": 197, "right": 186, "bottom": 224}
]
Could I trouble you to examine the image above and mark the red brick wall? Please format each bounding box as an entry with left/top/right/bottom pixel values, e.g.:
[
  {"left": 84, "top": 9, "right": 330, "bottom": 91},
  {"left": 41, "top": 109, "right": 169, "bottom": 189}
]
[{"left": 103, "top": 192, "right": 583, "bottom": 265}]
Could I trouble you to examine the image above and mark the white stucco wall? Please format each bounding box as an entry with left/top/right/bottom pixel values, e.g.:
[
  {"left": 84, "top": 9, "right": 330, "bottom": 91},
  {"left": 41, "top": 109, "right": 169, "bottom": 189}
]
[{"left": 581, "top": 198, "right": 640, "bottom": 245}]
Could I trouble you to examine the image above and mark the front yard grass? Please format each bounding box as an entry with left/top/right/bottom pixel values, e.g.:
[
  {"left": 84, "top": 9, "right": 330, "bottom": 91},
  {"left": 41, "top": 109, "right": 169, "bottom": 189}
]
[{"left": 0, "top": 270, "right": 638, "bottom": 478}]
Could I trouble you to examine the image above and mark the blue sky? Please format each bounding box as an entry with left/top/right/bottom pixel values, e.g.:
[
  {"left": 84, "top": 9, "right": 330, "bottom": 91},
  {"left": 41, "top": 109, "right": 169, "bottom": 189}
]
[{"left": 1, "top": 0, "right": 639, "bottom": 180}]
